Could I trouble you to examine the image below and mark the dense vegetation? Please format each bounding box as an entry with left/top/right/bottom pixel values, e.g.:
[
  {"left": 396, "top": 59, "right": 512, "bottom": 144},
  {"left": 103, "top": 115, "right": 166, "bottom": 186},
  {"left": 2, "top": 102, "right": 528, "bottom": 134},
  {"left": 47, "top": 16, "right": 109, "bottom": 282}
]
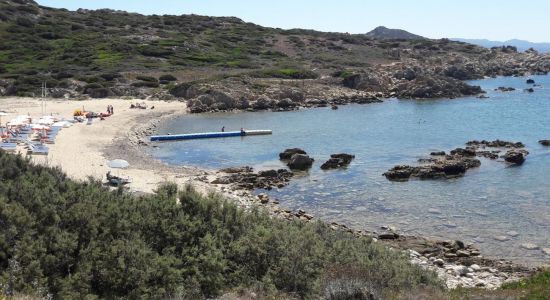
[
  {"left": 0, "top": 150, "right": 442, "bottom": 299},
  {"left": 0, "top": 0, "right": 494, "bottom": 97}
]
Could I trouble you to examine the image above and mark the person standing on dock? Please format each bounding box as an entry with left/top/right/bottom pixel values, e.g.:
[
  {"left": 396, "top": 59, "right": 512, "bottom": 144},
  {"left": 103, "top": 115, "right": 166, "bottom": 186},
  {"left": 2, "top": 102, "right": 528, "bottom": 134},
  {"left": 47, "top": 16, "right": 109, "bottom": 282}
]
[{"left": 221, "top": 126, "right": 225, "bottom": 132}]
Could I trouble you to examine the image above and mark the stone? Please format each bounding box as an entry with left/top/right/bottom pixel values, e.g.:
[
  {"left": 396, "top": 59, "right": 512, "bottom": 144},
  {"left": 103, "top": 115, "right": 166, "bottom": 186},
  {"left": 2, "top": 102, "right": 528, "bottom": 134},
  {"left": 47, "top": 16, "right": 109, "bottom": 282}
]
[
  {"left": 456, "top": 250, "right": 470, "bottom": 257},
  {"left": 502, "top": 150, "right": 527, "bottom": 165},
  {"left": 542, "top": 248, "right": 550, "bottom": 255},
  {"left": 279, "top": 148, "right": 307, "bottom": 160},
  {"left": 428, "top": 208, "right": 442, "bottom": 214},
  {"left": 520, "top": 243, "right": 539, "bottom": 250},
  {"left": 539, "top": 140, "right": 550, "bottom": 146},
  {"left": 454, "top": 266, "right": 470, "bottom": 276},
  {"left": 378, "top": 232, "right": 399, "bottom": 240},
  {"left": 430, "top": 151, "right": 446, "bottom": 156},
  {"left": 506, "top": 231, "right": 519, "bottom": 237},
  {"left": 526, "top": 79, "right": 535, "bottom": 84},
  {"left": 320, "top": 153, "right": 355, "bottom": 170},
  {"left": 433, "top": 258, "right": 445, "bottom": 267},
  {"left": 470, "top": 264, "right": 481, "bottom": 271},
  {"left": 287, "top": 154, "right": 314, "bottom": 170},
  {"left": 494, "top": 235, "right": 510, "bottom": 242}
]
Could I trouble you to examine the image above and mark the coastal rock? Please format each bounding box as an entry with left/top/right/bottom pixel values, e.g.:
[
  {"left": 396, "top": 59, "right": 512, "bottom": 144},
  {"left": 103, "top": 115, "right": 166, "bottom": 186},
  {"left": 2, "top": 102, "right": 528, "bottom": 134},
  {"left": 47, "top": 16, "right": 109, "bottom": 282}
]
[
  {"left": 466, "top": 140, "right": 525, "bottom": 148},
  {"left": 320, "top": 153, "right": 355, "bottom": 170},
  {"left": 526, "top": 79, "right": 535, "bottom": 84},
  {"left": 430, "top": 151, "right": 446, "bottom": 156},
  {"left": 450, "top": 147, "right": 476, "bottom": 157},
  {"left": 287, "top": 154, "right": 314, "bottom": 170},
  {"left": 539, "top": 140, "right": 550, "bottom": 146},
  {"left": 279, "top": 148, "right": 307, "bottom": 160},
  {"left": 502, "top": 150, "right": 527, "bottom": 165},
  {"left": 495, "top": 87, "right": 515, "bottom": 92},
  {"left": 520, "top": 243, "right": 539, "bottom": 250},
  {"left": 394, "top": 75, "right": 483, "bottom": 99},
  {"left": 525, "top": 88, "right": 534, "bottom": 93}
]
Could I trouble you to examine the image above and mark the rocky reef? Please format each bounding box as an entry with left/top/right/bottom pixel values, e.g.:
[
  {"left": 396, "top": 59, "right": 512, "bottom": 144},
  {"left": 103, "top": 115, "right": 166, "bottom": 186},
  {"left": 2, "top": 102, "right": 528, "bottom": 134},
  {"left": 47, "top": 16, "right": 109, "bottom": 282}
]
[{"left": 384, "top": 140, "right": 528, "bottom": 181}]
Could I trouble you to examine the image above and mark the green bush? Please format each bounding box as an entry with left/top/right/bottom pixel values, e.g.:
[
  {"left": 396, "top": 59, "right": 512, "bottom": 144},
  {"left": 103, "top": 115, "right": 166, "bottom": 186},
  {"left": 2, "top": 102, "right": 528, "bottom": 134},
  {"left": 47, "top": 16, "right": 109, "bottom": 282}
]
[
  {"left": 253, "top": 68, "right": 319, "bottom": 79},
  {"left": 131, "top": 81, "right": 159, "bottom": 88},
  {"left": 159, "top": 74, "right": 177, "bottom": 81},
  {"left": 0, "top": 152, "right": 441, "bottom": 299},
  {"left": 135, "top": 75, "right": 158, "bottom": 82}
]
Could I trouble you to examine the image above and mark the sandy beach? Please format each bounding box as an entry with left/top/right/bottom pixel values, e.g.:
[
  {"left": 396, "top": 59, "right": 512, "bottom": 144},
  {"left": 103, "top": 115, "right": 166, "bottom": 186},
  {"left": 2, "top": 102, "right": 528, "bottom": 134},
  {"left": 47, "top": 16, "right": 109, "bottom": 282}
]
[{"left": 0, "top": 97, "right": 250, "bottom": 201}]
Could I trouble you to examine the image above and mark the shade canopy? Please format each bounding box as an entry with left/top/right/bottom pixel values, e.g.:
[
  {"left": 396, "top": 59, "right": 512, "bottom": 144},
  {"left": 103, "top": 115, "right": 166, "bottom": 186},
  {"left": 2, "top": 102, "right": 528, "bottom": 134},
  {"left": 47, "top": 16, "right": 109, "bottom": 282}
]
[{"left": 108, "top": 159, "right": 129, "bottom": 169}]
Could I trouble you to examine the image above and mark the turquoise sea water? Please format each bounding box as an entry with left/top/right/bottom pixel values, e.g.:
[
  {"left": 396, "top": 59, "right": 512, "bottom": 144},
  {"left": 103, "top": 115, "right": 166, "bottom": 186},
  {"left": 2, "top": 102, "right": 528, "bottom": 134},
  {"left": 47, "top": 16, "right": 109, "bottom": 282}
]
[{"left": 153, "top": 75, "right": 550, "bottom": 265}]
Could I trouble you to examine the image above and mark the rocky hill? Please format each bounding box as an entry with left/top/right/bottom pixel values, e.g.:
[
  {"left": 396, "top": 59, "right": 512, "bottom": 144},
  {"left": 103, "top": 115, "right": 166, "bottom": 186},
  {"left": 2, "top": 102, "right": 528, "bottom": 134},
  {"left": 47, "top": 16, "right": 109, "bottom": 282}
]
[
  {"left": 1, "top": 0, "right": 550, "bottom": 112},
  {"left": 365, "top": 26, "right": 425, "bottom": 40}
]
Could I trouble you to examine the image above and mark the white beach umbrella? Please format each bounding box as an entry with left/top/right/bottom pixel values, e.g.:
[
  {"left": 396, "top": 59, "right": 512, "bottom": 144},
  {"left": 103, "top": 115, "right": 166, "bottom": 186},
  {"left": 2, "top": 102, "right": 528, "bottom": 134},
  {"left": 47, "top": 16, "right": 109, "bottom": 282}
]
[{"left": 108, "top": 159, "right": 130, "bottom": 169}]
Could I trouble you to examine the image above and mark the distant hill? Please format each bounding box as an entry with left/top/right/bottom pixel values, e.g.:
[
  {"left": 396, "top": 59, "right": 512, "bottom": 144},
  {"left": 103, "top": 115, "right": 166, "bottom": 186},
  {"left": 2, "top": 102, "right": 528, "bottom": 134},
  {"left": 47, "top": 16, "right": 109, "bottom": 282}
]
[
  {"left": 365, "top": 26, "right": 425, "bottom": 40},
  {"left": 452, "top": 38, "right": 550, "bottom": 53}
]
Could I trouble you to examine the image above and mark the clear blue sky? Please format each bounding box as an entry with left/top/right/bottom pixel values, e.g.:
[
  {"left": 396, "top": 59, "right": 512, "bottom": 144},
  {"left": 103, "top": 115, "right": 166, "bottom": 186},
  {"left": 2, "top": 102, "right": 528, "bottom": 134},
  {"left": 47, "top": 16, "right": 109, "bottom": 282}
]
[{"left": 36, "top": 0, "right": 550, "bottom": 42}]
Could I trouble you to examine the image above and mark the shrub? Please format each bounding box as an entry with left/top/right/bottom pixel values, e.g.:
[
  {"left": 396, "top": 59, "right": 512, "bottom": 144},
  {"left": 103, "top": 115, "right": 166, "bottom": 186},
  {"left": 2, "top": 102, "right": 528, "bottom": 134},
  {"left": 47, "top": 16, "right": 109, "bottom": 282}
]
[
  {"left": 135, "top": 75, "right": 158, "bottom": 82},
  {"left": 15, "top": 17, "right": 34, "bottom": 27},
  {"left": 89, "top": 87, "right": 111, "bottom": 98},
  {"left": 131, "top": 81, "right": 159, "bottom": 88},
  {"left": 253, "top": 68, "right": 319, "bottom": 79},
  {"left": 159, "top": 74, "right": 177, "bottom": 81},
  {"left": 100, "top": 73, "right": 121, "bottom": 81},
  {"left": 0, "top": 152, "right": 441, "bottom": 299},
  {"left": 138, "top": 45, "right": 174, "bottom": 57}
]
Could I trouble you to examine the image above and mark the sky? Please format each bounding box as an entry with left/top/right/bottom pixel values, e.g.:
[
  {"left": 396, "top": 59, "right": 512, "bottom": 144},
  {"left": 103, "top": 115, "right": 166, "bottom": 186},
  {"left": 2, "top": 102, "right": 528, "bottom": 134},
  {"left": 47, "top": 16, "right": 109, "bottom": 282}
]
[{"left": 36, "top": 0, "right": 550, "bottom": 43}]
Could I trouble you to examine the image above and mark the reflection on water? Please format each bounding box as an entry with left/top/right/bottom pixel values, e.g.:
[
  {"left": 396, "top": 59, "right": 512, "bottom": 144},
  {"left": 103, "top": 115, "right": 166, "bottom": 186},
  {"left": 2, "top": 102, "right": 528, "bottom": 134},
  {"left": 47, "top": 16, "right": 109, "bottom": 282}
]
[{"left": 153, "top": 75, "right": 550, "bottom": 266}]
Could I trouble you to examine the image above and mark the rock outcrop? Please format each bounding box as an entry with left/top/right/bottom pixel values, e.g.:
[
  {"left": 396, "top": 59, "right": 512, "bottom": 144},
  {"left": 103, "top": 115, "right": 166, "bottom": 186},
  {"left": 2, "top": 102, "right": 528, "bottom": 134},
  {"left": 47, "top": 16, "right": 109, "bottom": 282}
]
[
  {"left": 539, "top": 140, "right": 550, "bottom": 146},
  {"left": 320, "top": 153, "right": 355, "bottom": 170},
  {"left": 287, "top": 154, "right": 314, "bottom": 170}
]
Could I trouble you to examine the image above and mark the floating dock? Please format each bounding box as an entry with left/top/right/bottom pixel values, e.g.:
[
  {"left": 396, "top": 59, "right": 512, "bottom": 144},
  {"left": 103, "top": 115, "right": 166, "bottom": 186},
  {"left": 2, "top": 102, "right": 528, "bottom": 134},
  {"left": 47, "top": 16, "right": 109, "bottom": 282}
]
[{"left": 150, "top": 130, "right": 272, "bottom": 142}]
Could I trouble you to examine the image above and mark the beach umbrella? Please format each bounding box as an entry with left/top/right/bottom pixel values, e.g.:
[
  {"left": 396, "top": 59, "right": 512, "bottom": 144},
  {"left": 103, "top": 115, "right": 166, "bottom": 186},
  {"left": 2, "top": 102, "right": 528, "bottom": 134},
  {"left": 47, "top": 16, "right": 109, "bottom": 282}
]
[{"left": 108, "top": 159, "right": 129, "bottom": 169}]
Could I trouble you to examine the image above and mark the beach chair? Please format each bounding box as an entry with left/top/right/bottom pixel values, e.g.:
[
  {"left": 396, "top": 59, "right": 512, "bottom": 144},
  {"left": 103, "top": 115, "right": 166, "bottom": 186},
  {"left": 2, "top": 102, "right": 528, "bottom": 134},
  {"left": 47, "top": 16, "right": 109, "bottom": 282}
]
[
  {"left": 0, "top": 143, "right": 17, "bottom": 152},
  {"left": 27, "top": 143, "right": 49, "bottom": 155}
]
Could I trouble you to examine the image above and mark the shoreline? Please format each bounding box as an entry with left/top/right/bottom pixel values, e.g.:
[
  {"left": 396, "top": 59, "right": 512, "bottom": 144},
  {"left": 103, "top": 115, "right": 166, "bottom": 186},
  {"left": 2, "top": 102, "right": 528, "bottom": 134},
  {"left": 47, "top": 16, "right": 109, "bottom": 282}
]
[{"left": 0, "top": 96, "right": 539, "bottom": 289}]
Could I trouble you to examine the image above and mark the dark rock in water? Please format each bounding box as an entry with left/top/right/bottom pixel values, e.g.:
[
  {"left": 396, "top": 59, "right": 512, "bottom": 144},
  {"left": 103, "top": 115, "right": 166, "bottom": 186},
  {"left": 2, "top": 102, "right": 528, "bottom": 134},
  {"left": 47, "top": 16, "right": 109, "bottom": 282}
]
[
  {"left": 279, "top": 148, "right": 307, "bottom": 160},
  {"left": 287, "top": 154, "right": 314, "bottom": 170},
  {"left": 383, "top": 165, "right": 414, "bottom": 181},
  {"left": 430, "top": 151, "right": 446, "bottom": 156},
  {"left": 526, "top": 79, "right": 535, "bottom": 84},
  {"left": 477, "top": 95, "right": 490, "bottom": 99},
  {"left": 321, "top": 153, "right": 355, "bottom": 170},
  {"left": 495, "top": 86, "right": 515, "bottom": 92},
  {"left": 525, "top": 88, "right": 534, "bottom": 93},
  {"left": 331, "top": 105, "right": 338, "bottom": 110},
  {"left": 450, "top": 148, "right": 476, "bottom": 157},
  {"left": 466, "top": 140, "right": 524, "bottom": 149},
  {"left": 258, "top": 169, "right": 278, "bottom": 177},
  {"left": 476, "top": 151, "right": 499, "bottom": 159},
  {"left": 539, "top": 140, "right": 550, "bottom": 146},
  {"left": 502, "top": 150, "right": 527, "bottom": 165},
  {"left": 442, "top": 161, "right": 467, "bottom": 176}
]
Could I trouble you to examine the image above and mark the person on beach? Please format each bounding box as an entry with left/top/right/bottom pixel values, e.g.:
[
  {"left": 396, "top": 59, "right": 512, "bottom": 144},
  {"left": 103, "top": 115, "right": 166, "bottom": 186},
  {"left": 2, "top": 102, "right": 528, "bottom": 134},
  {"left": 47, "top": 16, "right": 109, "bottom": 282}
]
[
  {"left": 221, "top": 126, "right": 225, "bottom": 132},
  {"left": 240, "top": 127, "right": 245, "bottom": 134}
]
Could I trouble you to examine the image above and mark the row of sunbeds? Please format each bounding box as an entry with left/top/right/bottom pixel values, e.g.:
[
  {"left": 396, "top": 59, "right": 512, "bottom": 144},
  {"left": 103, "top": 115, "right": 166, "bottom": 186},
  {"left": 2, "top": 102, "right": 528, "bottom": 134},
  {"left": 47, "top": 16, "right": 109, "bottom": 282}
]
[{"left": 0, "top": 125, "right": 64, "bottom": 155}]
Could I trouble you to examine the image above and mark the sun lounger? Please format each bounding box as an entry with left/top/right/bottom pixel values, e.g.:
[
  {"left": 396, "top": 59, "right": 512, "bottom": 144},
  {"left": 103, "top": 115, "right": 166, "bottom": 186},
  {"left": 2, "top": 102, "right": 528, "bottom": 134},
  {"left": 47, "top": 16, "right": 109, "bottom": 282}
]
[
  {"left": 0, "top": 143, "right": 17, "bottom": 152},
  {"left": 27, "top": 143, "right": 49, "bottom": 155}
]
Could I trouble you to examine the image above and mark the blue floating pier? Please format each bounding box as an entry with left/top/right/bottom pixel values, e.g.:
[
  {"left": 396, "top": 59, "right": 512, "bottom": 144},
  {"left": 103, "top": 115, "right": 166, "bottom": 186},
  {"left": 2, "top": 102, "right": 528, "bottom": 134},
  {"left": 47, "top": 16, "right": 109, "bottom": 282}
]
[{"left": 150, "top": 130, "right": 272, "bottom": 142}]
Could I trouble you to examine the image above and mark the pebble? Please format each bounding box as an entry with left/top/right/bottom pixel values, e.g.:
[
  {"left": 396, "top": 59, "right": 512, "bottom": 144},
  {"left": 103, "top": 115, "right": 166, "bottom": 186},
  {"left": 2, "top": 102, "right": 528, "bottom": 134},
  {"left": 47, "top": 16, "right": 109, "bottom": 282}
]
[
  {"left": 520, "top": 243, "right": 540, "bottom": 250},
  {"left": 542, "top": 248, "right": 550, "bottom": 255},
  {"left": 506, "top": 231, "right": 519, "bottom": 237},
  {"left": 493, "top": 235, "right": 510, "bottom": 242},
  {"left": 470, "top": 264, "right": 481, "bottom": 272},
  {"left": 428, "top": 208, "right": 442, "bottom": 214}
]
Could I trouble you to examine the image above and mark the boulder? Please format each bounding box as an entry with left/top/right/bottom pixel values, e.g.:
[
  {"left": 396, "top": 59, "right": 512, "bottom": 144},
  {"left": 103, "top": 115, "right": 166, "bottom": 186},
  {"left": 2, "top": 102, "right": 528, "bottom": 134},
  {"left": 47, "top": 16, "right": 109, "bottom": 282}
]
[
  {"left": 526, "top": 79, "right": 535, "bottom": 84},
  {"left": 450, "top": 148, "right": 476, "bottom": 157},
  {"left": 539, "top": 140, "right": 550, "bottom": 146},
  {"left": 279, "top": 148, "right": 307, "bottom": 160},
  {"left": 383, "top": 165, "right": 413, "bottom": 181},
  {"left": 321, "top": 153, "right": 355, "bottom": 170},
  {"left": 430, "top": 151, "right": 446, "bottom": 156},
  {"left": 495, "top": 86, "right": 515, "bottom": 92},
  {"left": 502, "top": 150, "right": 526, "bottom": 165},
  {"left": 287, "top": 154, "right": 314, "bottom": 170}
]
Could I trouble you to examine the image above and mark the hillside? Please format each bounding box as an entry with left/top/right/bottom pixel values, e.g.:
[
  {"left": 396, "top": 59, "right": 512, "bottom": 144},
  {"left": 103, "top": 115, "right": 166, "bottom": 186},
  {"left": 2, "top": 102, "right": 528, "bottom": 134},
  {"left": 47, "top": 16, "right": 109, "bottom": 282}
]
[
  {"left": 365, "top": 26, "right": 425, "bottom": 40},
  {"left": 0, "top": 0, "right": 550, "bottom": 112},
  {"left": 452, "top": 38, "right": 550, "bottom": 53}
]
